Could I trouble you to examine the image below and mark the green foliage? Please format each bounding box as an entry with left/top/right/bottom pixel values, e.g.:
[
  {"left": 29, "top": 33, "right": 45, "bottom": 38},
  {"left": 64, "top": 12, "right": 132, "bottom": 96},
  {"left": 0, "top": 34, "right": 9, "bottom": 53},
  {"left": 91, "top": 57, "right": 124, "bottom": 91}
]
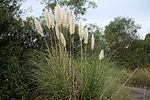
[
  {"left": 124, "top": 39, "right": 150, "bottom": 68},
  {"left": 104, "top": 17, "right": 141, "bottom": 67},
  {"left": 30, "top": 49, "right": 127, "bottom": 100},
  {"left": 114, "top": 37, "right": 150, "bottom": 68},
  {"left": 0, "top": 58, "right": 29, "bottom": 100},
  {"left": 105, "top": 17, "right": 140, "bottom": 43},
  {"left": 0, "top": 0, "right": 23, "bottom": 36},
  {"left": 0, "top": 0, "right": 41, "bottom": 99},
  {"left": 104, "top": 18, "right": 150, "bottom": 68},
  {"left": 145, "top": 33, "right": 150, "bottom": 41}
]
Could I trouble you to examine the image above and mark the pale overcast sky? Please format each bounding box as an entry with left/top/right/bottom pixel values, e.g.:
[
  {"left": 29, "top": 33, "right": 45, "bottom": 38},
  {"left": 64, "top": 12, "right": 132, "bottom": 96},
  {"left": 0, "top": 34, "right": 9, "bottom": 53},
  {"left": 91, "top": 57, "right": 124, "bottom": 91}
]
[{"left": 21, "top": 0, "right": 150, "bottom": 38}]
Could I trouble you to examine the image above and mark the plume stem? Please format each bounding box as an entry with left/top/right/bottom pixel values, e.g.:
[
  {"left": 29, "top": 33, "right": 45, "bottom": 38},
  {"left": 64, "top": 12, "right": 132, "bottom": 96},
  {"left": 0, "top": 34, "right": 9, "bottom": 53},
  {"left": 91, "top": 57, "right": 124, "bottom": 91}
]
[{"left": 44, "top": 37, "right": 51, "bottom": 59}]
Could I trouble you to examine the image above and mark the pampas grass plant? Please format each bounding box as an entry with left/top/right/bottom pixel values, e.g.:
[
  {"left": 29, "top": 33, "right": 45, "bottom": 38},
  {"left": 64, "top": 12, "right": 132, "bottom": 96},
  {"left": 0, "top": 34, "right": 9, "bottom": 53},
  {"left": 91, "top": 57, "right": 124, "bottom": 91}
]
[{"left": 31, "top": 4, "right": 132, "bottom": 100}]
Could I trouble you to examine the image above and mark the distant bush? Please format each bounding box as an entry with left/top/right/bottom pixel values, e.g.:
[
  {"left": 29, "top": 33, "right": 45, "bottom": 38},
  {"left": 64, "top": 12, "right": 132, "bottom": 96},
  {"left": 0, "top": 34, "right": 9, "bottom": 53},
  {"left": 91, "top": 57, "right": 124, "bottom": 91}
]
[
  {"left": 128, "top": 68, "right": 150, "bottom": 87},
  {"left": 122, "top": 39, "right": 150, "bottom": 69}
]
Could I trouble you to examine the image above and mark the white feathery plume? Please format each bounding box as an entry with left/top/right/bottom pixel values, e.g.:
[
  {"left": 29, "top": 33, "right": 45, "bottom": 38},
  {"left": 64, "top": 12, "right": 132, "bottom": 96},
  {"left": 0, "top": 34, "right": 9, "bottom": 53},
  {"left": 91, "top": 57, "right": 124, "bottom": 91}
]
[
  {"left": 78, "top": 20, "right": 84, "bottom": 41},
  {"left": 55, "top": 24, "right": 66, "bottom": 47},
  {"left": 60, "top": 8, "right": 65, "bottom": 25},
  {"left": 60, "top": 32, "right": 66, "bottom": 47},
  {"left": 66, "top": 8, "right": 70, "bottom": 29},
  {"left": 99, "top": 49, "right": 104, "bottom": 61},
  {"left": 49, "top": 9, "right": 54, "bottom": 27},
  {"left": 91, "top": 34, "right": 95, "bottom": 50},
  {"left": 69, "top": 19, "right": 72, "bottom": 34},
  {"left": 72, "top": 13, "right": 75, "bottom": 34},
  {"left": 62, "top": 10, "right": 67, "bottom": 27},
  {"left": 55, "top": 24, "right": 60, "bottom": 40},
  {"left": 69, "top": 11, "right": 75, "bottom": 35},
  {"left": 55, "top": 4, "right": 61, "bottom": 27},
  {"left": 34, "top": 18, "right": 44, "bottom": 37},
  {"left": 69, "top": 11, "right": 72, "bottom": 34},
  {"left": 83, "top": 29, "right": 89, "bottom": 44},
  {"left": 43, "top": 8, "right": 51, "bottom": 29}
]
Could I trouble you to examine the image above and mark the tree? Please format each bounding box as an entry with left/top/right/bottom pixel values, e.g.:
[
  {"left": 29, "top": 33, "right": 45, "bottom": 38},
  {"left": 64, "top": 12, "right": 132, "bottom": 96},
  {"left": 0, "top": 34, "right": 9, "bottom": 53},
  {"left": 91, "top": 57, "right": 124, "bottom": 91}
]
[
  {"left": 104, "top": 17, "right": 141, "bottom": 63},
  {"left": 144, "top": 33, "right": 150, "bottom": 66},
  {"left": 0, "top": 0, "right": 34, "bottom": 99},
  {"left": 145, "top": 33, "right": 150, "bottom": 42},
  {"left": 125, "top": 39, "right": 145, "bottom": 68},
  {"left": 0, "top": 0, "right": 22, "bottom": 36}
]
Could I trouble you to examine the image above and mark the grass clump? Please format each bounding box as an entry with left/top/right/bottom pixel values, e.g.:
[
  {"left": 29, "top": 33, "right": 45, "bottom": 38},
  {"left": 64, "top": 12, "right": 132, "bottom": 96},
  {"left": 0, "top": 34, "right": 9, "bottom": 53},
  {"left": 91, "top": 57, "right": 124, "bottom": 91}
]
[{"left": 29, "top": 51, "right": 129, "bottom": 100}]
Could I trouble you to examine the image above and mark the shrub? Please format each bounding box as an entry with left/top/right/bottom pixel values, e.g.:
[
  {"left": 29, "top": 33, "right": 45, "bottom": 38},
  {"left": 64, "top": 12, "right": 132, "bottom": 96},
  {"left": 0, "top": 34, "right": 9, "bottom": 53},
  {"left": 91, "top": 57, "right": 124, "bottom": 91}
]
[
  {"left": 128, "top": 68, "right": 150, "bottom": 87},
  {"left": 0, "top": 57, "right": 29, "bottom": 100}
]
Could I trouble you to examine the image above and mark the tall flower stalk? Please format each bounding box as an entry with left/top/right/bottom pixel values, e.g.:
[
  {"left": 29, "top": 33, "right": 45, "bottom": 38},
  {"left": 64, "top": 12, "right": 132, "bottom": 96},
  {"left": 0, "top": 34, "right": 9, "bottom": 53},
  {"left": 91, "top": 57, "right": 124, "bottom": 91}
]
[
  {"left": 83, "top": 28, "right": 89, "bottom": 60},
  {"left": 43, "top": 8, "right": 55, "bottom": 52},
  {"left": 34, "top": 18, "right": 53, "bottom": 59}
]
